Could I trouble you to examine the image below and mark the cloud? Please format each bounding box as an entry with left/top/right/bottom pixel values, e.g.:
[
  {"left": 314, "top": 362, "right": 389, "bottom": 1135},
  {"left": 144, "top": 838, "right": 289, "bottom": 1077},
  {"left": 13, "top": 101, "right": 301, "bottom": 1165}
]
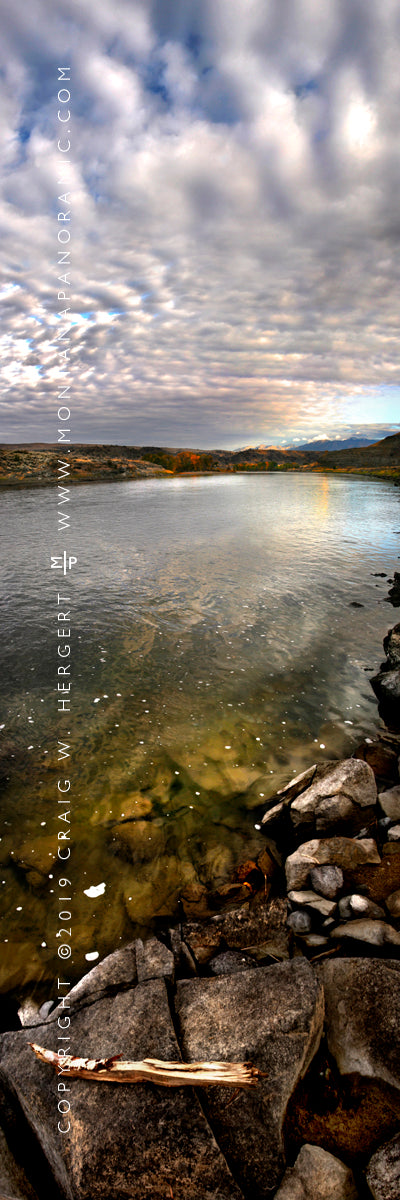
[{"left": 0, "top": 0, "right": 399, "bottom": 445}]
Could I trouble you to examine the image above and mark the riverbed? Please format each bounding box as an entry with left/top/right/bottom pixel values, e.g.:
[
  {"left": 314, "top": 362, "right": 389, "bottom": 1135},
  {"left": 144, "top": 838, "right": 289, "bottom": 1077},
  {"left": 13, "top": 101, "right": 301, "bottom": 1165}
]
[{"left": 0, "top": 472, "right": 398, "bottom": 995}]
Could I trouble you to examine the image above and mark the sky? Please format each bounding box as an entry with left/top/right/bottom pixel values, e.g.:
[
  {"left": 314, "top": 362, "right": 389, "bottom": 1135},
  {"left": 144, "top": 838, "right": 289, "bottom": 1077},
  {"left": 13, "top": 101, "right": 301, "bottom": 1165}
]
[{"left": 0, "top": 0, "right": 399, "bottom": 449}]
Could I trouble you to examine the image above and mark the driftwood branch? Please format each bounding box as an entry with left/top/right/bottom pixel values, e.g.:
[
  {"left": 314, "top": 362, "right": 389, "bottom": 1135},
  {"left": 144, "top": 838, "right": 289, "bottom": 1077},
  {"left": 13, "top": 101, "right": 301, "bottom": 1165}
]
[{"left": 30, "top": 1043, "right": 262, "bottom": 1088}]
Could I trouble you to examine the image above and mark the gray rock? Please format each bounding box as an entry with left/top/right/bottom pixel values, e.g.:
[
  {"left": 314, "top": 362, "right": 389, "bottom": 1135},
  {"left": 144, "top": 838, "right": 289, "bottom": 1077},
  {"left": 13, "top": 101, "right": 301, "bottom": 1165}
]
[
  {"left": 51, "top": 943, "right": 137, "bottom": 1020},
  {"left": 379, "top": 787, "right": 400, "bottom": 821},
  {"left": 315, "top": 795, "right": 369, "bottom": 837},
  {"left": 348, "top": 843, "right": 400, "bottom": 905},
  {"left": 261, "top": 764, "right": 334, "bottom": 825},
  {"left": 135, "top": 936, "right": 174, "bottom": 983},
  {"left": 287, "top": 911, "right": 312, "bottom": 934},
  {"left": 38, "top": 1001, "right": 54, "bottom": 1022},
  {"left": 310, "top": 865, "right": 344, "bottom": 899},
  {"left": 353, "top": 737, "right": 400, "bottom": 788},
  {"left": 386, "top": 889, "right": 400, "bottom": 919},
  {"left": 176, "top": 959, "right": 324, "bottom": 1198},
  {"left": 189, "top": 895, "right": 291, "bottom": 965},
  {"left": 169, "top": 925, "right": 182, "bottom": 961},
  {"left": 0, "top": 981, "right": 244, "bottom": 1200},
  {"left": 182, "top": 921, "right": 223, "bottom": 966},
  {"left": 209, "top": 950, "right": 254, "bottom": 975},
  {"left": 330, "top": 919, "right": 400, "bottom": 946},
  {"left": 286, "top": 838, "right": 381, "bottom": 892},
  {"left": 277, "top": 765, "right": 318, "bottom": 801},
  {"left": 366, "top": 1132, "right": 400, "bottom": 1199},
  {"left": 387, "top": 825, "right": 400, "bottom": 842},
  {"left": 299, "top": 934, "right": 329, "bottom": 949},
  {"left": 17, "top": 1000, "right": 43, "bottom": 1029},
  {"left": 338, "top": 894, "right": 385, "bottom": 921},
  {"left": 290, "top": 760, "right": 377, "bottom": 831},
  {"left": 288, "top": 891, "right": 337, "bottom": 918},
  {"left": 180, "top": 939, "right": 198, "bottom": 975},
  {"left": 371, "top": 669, "right": 400, "bottom": 704},
  {"left": 321, "top": 959, "right": 400, "bottom": 1089},
  {"left": 387, "top": 573, "right": 400, "bottom": 607},
  {"left": 274, "top": 1142, "right": 358, "bottom": 1199},
  {"left": 0, "top": 1127, "right": 39, "bottom": 1200},
  {"left": 169, "top": 927, "right": 197, "bottom": 975},
  {"left": 261, "top": 800, "right": 285, "bottom": 826},
  {"left": 383, "top": 623, "right": 400, "bottom": 668}
]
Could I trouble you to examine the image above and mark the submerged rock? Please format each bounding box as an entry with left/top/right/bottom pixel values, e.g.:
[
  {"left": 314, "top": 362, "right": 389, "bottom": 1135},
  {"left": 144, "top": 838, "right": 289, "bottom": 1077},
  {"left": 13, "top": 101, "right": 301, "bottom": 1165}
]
[
  {"left": 110, "top": 817, "right": 165, "bottom": 862},
  {"left": 176, "top": 959, "right": 324, "bottom": 1198},
  {"left": 10, "top": 834, "right": 58, "bottom": 879},
  {"left": 274, "top": 1142, "right": 358, "bottom": 1200},
  {"left": 366, "top": 1132, "right": 400, "bottom": 1200},
  {"left": 123, "top": 854, "right": 198, "bottom": 923}
]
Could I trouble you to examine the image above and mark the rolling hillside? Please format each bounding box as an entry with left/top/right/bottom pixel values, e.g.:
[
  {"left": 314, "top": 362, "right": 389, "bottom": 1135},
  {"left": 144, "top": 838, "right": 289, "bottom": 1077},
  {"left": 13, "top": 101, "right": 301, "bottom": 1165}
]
[{"left": 316, "top": 431, "right": 400, "bottom": 470}]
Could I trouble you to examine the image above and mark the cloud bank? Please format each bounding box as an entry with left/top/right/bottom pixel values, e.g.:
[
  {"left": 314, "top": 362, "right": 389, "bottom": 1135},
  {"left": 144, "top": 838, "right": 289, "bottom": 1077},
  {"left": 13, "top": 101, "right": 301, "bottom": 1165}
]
[{"left": 0, "top": 0, "right": 399, "bottom": 446}]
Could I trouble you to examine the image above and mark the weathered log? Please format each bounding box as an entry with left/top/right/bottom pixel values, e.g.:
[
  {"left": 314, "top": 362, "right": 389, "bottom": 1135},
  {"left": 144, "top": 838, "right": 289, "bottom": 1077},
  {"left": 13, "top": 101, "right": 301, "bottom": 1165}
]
[{"left": 30, "top": 1043, "right": 262, "bottom": 1088}]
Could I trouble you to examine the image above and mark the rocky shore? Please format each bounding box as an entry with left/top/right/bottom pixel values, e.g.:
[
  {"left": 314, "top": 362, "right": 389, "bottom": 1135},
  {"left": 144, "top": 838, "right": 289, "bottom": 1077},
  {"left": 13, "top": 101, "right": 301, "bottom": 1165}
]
[{"left": 1, "top": 623, "right": 400, "bottom": 1199}]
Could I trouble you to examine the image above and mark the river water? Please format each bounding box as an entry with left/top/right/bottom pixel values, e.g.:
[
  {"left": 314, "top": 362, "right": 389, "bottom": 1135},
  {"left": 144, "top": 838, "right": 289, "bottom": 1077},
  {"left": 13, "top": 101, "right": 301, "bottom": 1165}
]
[{"left": 0, "top": 472, "right": 398, "bottom": 996}]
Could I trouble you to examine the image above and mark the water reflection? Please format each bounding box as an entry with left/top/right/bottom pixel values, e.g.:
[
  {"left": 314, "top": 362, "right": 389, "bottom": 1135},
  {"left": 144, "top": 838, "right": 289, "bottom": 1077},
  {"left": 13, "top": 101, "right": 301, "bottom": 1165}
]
[{"left": 0, "top": 473, "right": 398, "bottom": 995}]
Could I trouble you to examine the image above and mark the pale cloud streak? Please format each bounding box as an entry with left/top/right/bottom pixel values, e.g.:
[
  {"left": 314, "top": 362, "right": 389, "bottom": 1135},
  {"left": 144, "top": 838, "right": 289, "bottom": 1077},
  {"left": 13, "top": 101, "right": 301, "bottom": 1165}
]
[{"left": 0, "top": 0, "right": 399, "bottom": 446}]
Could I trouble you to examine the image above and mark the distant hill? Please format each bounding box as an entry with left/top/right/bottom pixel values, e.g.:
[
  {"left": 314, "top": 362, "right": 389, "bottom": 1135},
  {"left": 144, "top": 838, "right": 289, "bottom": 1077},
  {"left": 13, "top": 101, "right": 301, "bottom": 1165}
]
[
  {"left": 0, "top": 434, "right": 398, "bottom": 488},
  {"left": 316, "top": 431, "right": 400, "bottom": 468},
  {"left": 294, "top": 437, "right": 379, "bottom": 452}
]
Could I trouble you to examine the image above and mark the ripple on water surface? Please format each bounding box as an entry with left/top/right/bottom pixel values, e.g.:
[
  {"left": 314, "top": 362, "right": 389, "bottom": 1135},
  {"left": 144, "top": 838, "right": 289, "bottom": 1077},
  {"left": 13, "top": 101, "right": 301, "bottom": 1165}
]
[{"left": 0, "top": 472, "right": 398, "bottom": 995}]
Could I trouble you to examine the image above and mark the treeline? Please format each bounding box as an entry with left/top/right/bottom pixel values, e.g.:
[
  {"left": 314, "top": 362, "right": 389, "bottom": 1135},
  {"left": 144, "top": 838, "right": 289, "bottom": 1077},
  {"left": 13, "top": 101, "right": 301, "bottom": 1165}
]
[{"left": 143, "top": 451, "right": 300, "bottom": 474}]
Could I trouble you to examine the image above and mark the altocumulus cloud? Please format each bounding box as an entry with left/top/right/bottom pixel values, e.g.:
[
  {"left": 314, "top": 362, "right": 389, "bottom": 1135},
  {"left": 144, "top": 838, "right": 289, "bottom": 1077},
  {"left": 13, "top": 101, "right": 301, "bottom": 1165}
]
[{"left": 0, "top": 0, "right": 399, "bottom": 446}]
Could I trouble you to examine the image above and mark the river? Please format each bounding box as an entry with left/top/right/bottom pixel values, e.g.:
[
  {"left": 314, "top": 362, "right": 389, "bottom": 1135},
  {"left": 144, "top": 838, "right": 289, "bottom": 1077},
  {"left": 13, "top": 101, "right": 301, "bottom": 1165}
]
[{"left": 0, "top": 472, "right": 398, "bottom": 996}]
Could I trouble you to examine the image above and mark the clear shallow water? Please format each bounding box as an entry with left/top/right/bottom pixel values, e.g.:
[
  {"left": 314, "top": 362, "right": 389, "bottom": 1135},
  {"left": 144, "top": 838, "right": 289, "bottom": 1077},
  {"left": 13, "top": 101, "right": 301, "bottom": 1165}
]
[{"left": 0, "top": 472, "right": 399, "bottom": 997}]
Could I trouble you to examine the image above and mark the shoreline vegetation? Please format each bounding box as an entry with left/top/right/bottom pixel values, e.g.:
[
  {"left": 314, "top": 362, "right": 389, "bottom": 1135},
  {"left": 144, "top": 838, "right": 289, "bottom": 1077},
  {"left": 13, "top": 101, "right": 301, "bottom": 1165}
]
[{"left": 0, "top": 431, "right": 399, "bottom": 487}]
